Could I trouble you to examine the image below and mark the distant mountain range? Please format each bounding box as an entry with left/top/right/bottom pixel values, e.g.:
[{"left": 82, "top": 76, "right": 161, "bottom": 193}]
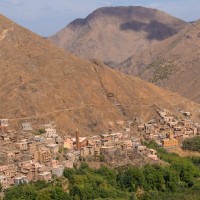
[
  {"left": 0, "top": 13, "right": 199, "bottom": 134},
  {"left": 49, "top": 6, "right": 188, "bottom": 66}
]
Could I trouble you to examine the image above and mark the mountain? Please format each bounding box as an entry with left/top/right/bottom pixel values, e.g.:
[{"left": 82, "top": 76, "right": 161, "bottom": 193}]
[
  {"left": 0, "top": 14, "right": 200, "bottom": 135},
  {"left": 118, "top": 20, "right": 200, "bottom": 103},
  {"left": 49, "top": 6, "right": 188, "bottom": 66}
]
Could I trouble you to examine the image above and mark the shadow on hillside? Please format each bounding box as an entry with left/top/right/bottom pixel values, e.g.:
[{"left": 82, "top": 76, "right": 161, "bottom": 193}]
[{"left": 120, "top": 20, "right": 178, "bottom": 40}]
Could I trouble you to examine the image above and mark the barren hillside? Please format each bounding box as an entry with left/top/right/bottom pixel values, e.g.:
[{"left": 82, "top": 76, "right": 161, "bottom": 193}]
[
  {"left": 118, "top": 20, "right": 200, "bottom": 103},
  {"left": 49, "top": 6, "right": 188, "bottom": 66},
  {"left": 0, "top": 14, "right": 200, "bottom": 135}
]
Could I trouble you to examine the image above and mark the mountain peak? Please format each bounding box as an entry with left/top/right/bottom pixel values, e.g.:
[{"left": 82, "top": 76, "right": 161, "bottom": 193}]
[{"left": 49, "top": 6, "right": 189, "bottom": 65}]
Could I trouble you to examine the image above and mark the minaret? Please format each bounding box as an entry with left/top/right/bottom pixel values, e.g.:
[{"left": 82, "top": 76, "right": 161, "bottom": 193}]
[
  {"left": 169, "top": 129, "right": 173, "bottom": 140},
  {"left": 75, "top": 128, "right": 80, "bottom": 150}
]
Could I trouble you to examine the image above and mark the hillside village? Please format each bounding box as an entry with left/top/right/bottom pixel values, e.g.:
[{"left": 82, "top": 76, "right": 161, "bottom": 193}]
[
  {"left": 1, "top": 2, "right": 200, "bottom": 199},
  {"left": 0, "top": 107, "right": 199, "bottom": 191}
]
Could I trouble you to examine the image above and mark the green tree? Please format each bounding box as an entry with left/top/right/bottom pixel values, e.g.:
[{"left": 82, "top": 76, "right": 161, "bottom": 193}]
[{"left": 4, "top": 185, "right": 37, "bottom": 200}]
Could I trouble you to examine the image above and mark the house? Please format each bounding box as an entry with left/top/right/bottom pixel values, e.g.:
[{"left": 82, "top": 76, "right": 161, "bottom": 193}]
[
  {"left": 45, "top": 128, "right": 57, "bottom": 138},
  {"left": 21, "top": 122, "right": 32, "bottom": 131},
  {"left": 0, "top": 175, "right": 8, "bottom": 189},
  {"left": 34, "top": 136, "right": 46, "bottom": 143},
  {"left": 80, "top": 146, "right": 95, "bottom": 157},
  {"left": 121, "top": 140, "right": 133, "bottom": 149},
  {"left": 167, "top": 121, "right": 178, "bottom": 127},
  {"left": 104, "top": 140, "right": 115, "bottom": 147},
  {"left": 174, "top": 132, "right": 183, "bottom": 140},
  {"left": 136, "top": 145, "right": 147, "bottom": 153},
  {"left": 183, "top": 130, "right": 193, "bottom": 138},
  {"left": 101, "top": 134, "right": 111, "bottom": 141},
  {"left": 149, "top": 149, "right": 157, "bottom": 155},
  {"left": 163, "top": 116, "right": 174, "bottom": 123},
  {"left": 0, "top": 165, "right": 9, "bottom": 173},
  {"left": 88, "top": 139, "right": 101, "bottom": 147},
  {"left": 115, "top": 132, "right": 123, "bottom": 140},
  {"left": 192, "top": 127, "right": 198, "bottom": 135},
  {"left": 51, "top": 160, "right": 59, "bottom": 168},
  {"left": 38, "top": 172, "right": 51, "bottom": 182},
  {"left": 18, "top": 160, "right": 32, "bottom": 168},
  {"left": 28, "top": 143, "right": 38, "bottom": 155},
  {"left": 33, "top": 147, "right": 51, "bottom": 163},
  {"left": 100, "top": 146, "right": 115, "bottom": 155},
  {"left": 125, "top": 127, "right": 131, "bottom": 132},
  {"left": 64, "top": 137, "right": 73, "bottom": 150},
  {"left": 46, "top": 143, "right": 59, "bottom": 154},
  {"left": 110, "top": 133, "right": 118, "bottom": 141},
  {"left": 1, "top": 134, "right": 10, "bottom": 141},
  {"left": 0, "top": 119, "right": 8, "bottom": 127},
  {"left": 52, "top": 165, "right": 64, "bottom": 177},
  {"left": 137, "top": 124, "right": 145, "bottom": 131},
  {"left": 174, "top": 126, "right": 182, "bottom": 131},
  {"left": 38, "top": 149, "right": 51, "bottom": 163},
  {"left": 15, "top": 141, "right": 28, "bottom": 151},
  {"left": 145, "top": 123, "right": 154, "bottom": 134},
  {"left": 181, "top": 120, "right": 191, "bottom": 128},
  {"left": 14, "top": 176, "right": 28, "bottom": 185}
]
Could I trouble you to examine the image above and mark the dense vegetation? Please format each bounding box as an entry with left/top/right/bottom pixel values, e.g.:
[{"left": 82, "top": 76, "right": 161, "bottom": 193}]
[
  {"left": 4, "top": 180, "right": 71, "bottom": 200},
  {"left": 4, "top": 142, "right": 200, "bottom": 200},
  {"left": 182, "top": 136, "right": 200, "bottom": 152}
]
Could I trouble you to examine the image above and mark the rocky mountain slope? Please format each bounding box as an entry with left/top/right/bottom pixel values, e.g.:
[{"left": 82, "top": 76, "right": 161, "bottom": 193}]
[
  {"left": 49, "top": 6, "right": 188, "bottom": 66},
  {"left": 118, "top": 20, "right": 200, "bottom": 103},
  {"left": 0, "top": 14, "right": 199, "bottom": 135}
]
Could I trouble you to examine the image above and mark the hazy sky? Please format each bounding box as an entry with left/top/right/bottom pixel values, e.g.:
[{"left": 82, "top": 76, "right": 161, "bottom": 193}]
[{"left": 0, "top": 0, "right": 200, "bottom": 36}]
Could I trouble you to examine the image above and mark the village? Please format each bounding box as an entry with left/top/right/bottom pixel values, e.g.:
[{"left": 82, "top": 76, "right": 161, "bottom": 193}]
[{"left": 0, "top": 108, "right": 199, "bottom": 191}]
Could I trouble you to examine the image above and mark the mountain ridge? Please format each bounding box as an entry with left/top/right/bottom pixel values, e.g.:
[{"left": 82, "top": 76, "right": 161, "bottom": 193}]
[
  {"left": 49, "top": 6, "right": 189, "bottom": 66},
  {"left": 118, "top": 20, "right": 200, "bottom": 103}
]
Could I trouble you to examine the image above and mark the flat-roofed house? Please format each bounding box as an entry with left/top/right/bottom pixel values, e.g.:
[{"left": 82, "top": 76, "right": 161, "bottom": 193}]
[
  {"left": 0, "top": 119, "right": 8, "bottom": 127},
  {"left": 0, "top": 165, "right": 8, "bottom": 173},
  {"left": 64, "top": 138, "right": 73, "bottom": 150},
  {"left": 45, "top": 128, "right": 58, "bottom": 138},
  {"left": 15, "top": 141, "right": 28, "bottom": 151},
  {"left": 21, "top": 122, "right": 32, "bottom": 131},
  {"left": 38, "top": 172, "right": 51, "bottom": 182},
  {"left": 52, "top": 165, "right": 64, "bottom": 177},
  {"left": 0, "top": 175, "right": 8, "bottom": 189},
  {"left": 38, "top": 149, "right": 51, "bottom": 163},
  {"left": 46, "top": 143, "right": 59, "bottom": 154},
  {"left": 14, "top": 176, "right": 28, "bottom": 185}
]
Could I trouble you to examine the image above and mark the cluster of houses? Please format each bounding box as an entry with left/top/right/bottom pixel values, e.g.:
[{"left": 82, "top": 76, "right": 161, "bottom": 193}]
[
  {"left": 138, "top": 109, "right": 199, "bottom": 148},
  {"left": 0, "top": 108, "right": 198, "bottom": 190},
  {"left": 0, "top": 120, "right": 65, "bottom": 190},
  {"left": 0, "top": 118, "right": 159, "bottom": 191}
]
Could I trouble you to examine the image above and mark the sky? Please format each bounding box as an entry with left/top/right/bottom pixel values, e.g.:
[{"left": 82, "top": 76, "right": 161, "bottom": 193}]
[{"left": 0, "top": 0, "right": 200, "bottom": 37}]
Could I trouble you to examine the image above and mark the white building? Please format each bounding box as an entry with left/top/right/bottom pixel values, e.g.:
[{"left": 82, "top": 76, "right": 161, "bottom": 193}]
[
  {"left": 21, "top": 122, "right": 32, "bottom": 131},
  {"left": 0, "top": 119, "right": 8, "bottom": 127},
  {"left": 45, "top": 128, "right": 58, "bottom": 138}
]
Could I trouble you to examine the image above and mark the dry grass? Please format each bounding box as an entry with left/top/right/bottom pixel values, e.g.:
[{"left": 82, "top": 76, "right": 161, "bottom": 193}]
[{"left": 168, "top": 147, "right": 200, "bottom": 157}]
